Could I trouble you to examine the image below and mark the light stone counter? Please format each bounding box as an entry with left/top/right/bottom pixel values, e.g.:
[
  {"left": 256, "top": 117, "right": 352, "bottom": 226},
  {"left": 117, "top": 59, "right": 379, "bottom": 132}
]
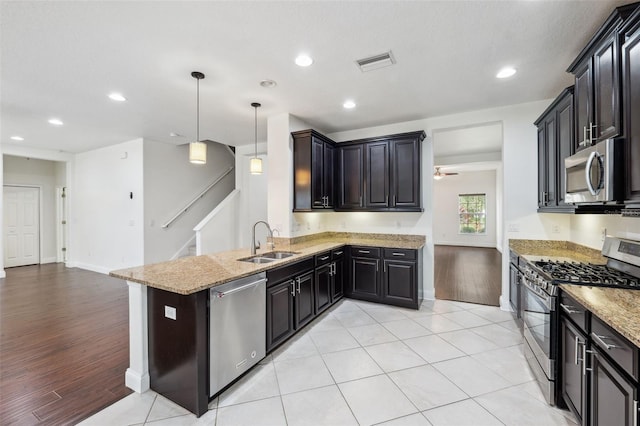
[
  {"left": 110, "top": 232, "right": 425, "bottom": 295},
  {"left": 560, "top": 284, "right": 640, "bottom": 348}
]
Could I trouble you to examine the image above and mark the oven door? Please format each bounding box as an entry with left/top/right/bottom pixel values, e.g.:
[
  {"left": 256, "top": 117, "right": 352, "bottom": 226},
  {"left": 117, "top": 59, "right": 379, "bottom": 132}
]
[{"left": 521, "top": 279, "right": 555, "bottom": 378}]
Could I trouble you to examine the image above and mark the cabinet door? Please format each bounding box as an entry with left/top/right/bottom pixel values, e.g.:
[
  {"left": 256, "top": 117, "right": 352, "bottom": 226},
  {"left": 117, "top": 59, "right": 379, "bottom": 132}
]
[
  {"left": 391, "top": 138, "right": 421, "bottom": 208},
  {"left": 294, "top": 272, "right": 315, "bottom": 329},
  {"left": 537, "top": 125, "right": 548, "bottom": 207},
  {"left": 557, "top": 94, "right": 574, "bottom": 206},
  {"left": 323, "top": 142, "right": 335, "bottom": 208},
  {"left": 561, "top": 318, "right": 587, "bottom": 425},
  {"left": 545, "top": 115, "right": 557, "bottom": 206},
  {"left": 351, "top": 257, "right": 380, "bottom": 301},
  {"left": 338, "top": 145, "right": 364, "bottom": 209},
  {"left": 622, "top": 24, "right": 640, "bottom": 204},
  {"left": 267, "top": 280, "right": 295, "bottom": 352},
  {"left": 365, "top": 141, "right": 389, "bottom": 208},
  {"left": 311, "top": 138, "right": 325, "bottom": 208},
  {"left": 575, "top": 62, "right": 593, "bottom": 152},
  {"left": 315, "top": 264, "right": 332, "bottom": 314},
  {"left": 593, "top": 31, "right": 621, "bottom": 141},
  {"left": 590, "top": 346, "right": 637, "bottom": 426},
  {"left": 332, "top": 258, "right": 345, "bottom": 301},
  {"left": 382, "top": 259, "right": 417, "bottom": 309}
]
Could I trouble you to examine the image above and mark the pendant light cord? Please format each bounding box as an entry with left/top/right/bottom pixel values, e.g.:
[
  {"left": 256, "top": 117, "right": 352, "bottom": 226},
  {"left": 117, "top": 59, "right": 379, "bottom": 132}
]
[
  {"left": 254, "top": 105, "right": 258, "bottom": 157},
  {"left": 196, "top": 77, "right": 200, "bottom": 143}
]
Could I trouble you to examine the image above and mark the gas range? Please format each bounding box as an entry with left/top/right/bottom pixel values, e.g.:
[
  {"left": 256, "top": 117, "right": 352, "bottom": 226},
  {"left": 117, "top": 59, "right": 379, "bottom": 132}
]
[{"left": 521, "top": 236, "right": 640, "bottom": 296}]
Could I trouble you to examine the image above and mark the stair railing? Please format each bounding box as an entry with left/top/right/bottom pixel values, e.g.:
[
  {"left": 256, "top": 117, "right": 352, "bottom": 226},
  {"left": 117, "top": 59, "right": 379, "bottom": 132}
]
[{"left": 161, "top": 166, "right": 234, "bottom": 229}]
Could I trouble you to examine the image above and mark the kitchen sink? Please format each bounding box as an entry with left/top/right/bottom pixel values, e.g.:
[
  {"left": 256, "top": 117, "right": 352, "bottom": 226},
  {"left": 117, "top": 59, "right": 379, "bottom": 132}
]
[
  {"left": 238, "top": 256, "right": 276, "bottom": 264},
  {"left": 260, "top": 251, "right": 297, "bottom": 259}
]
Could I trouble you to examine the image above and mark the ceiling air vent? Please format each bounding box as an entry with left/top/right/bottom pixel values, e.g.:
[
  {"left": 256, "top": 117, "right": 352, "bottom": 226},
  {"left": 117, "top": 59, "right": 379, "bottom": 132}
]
[{"left": 356, "top": 51, "right": 396, "bottom": 72}]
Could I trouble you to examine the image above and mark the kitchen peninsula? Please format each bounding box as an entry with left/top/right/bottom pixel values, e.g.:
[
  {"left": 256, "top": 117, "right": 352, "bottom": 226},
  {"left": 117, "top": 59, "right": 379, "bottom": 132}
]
[{"left": 110, "top": 231, "right": 425, "bottom": 416}]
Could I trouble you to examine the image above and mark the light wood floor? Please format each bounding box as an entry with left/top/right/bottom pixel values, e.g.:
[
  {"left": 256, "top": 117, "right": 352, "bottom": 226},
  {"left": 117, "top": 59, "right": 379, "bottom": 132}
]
[
  {"left": 0, "top": 263, "right": 131, "bottom": 425},
  {"left": 434, "top": 245, "right": 502, "bottom": 306}
]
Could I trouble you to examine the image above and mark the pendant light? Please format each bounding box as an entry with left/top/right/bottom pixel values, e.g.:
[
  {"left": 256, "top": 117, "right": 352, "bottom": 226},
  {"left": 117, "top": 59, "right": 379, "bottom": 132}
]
[
  {"left": 189, "top": 71, "right": 207, "bottom": 164},
  {"left": 250, "top": 102, "right": 263, "bottom": 175}
]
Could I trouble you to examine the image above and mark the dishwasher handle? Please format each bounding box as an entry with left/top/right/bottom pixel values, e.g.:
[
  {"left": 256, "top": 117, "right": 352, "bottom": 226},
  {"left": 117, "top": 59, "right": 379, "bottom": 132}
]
[{"left": 212, "top": 279, "right": 265, "bottom": 298}]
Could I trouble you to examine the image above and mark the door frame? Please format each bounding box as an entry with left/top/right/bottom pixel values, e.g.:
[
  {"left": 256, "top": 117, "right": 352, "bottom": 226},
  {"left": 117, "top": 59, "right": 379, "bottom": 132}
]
[{"left": 3, "top": 184, "right": 44, "bottom": 265}]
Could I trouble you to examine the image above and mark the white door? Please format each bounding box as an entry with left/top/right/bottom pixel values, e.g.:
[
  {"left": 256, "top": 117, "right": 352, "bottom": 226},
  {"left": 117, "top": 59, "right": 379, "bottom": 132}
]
[{"left": 4, "top": 186, "right": 40, "bottom": 267}]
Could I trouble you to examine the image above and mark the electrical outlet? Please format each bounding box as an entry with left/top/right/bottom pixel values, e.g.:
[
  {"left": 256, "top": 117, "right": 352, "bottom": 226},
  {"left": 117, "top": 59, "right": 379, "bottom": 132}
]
[
  {"left": 508, "top": 223, "right": 520, "bottom": 232},
  {"left": 164, "top": 305, "right": 177, "bottom": 320},
  {"left": 552, "top": 225, "right": 560, "bottom": 234},
  {"left": 601, "top": 227, "right": 607, "bottom": 242}
]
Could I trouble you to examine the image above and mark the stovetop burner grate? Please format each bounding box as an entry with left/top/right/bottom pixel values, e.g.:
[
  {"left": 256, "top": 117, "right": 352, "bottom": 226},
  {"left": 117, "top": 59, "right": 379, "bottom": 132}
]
[{"left": 533, "top": 260, "right": 640, "bottom": 289}]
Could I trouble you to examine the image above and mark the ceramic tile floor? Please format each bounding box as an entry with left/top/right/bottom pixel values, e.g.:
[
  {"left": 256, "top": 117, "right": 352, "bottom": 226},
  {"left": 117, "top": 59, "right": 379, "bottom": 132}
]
[{"left": 79, "top": 299, "right": 578, "bottom": 426}]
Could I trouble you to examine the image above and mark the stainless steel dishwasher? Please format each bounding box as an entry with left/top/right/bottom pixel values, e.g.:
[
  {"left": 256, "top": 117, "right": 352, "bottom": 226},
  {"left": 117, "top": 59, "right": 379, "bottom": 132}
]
[{"left": 209, "top": 272, "right": 266, "bottom": 397}]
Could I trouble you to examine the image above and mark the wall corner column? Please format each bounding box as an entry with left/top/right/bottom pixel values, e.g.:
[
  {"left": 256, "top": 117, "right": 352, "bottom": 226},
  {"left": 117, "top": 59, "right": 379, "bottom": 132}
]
[{"left": 125, "top": 280, "right": 150, "bottom": 393}]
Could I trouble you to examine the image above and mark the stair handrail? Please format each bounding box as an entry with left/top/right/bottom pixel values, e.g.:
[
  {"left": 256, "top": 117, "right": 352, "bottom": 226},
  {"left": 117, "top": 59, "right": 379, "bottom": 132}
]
[{"left": 161, "top": 166, "right": 234, "bottom": 229}]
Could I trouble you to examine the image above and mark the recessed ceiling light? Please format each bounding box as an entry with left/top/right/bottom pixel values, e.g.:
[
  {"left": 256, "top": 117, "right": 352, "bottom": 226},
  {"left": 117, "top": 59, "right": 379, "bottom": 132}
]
[
  {"left": 343, "top": 100, "right": 356, "bottom": 109},
  {"left": 108, "top": 92, "right": 127, "bottom": 102},
  {"left": 169, "top": 132, "right": 183, "bottom": 137},
  {"left": 295, "top": 54, "right": 313, "bottom": 67},
  {"left": 10, "top": 136, "right": 24, "bottom": 141},
  {"left": 48, "top": 118, "right": 64, "bottom": 126},
  {"left": 496, "top": 67, "right": 517, "bottom": 79},
  {"left": 260, "top": 79, "right": 277, "bottom": 88}
]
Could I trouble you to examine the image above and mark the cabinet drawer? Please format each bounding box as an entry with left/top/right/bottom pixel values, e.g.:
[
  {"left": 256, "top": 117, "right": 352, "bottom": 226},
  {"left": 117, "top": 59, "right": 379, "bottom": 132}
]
[
  {"left": 559, "top": 292, "right": 588, "bottom": 334},
  {"left": 266, "top": 258, "right": 314, "bottom": 287},
  {"left": 350, "top": 246, "right": 381, "bottom": 258},
  {"left": 315, "top": 251, "right": 332, "bottom": 266},
  {"left": 590, "top": 315, "right": 638, "bottom": 381},
  {"left": 331, "top": 248, "right": 346, "bottom": 260},
  {"left": 382, "top": 248, "right": 416, "bottom": 261}
]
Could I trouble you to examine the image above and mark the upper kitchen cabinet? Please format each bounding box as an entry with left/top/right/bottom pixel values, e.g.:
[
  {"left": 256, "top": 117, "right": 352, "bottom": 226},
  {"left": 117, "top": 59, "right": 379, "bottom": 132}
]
[
  {"left": 567, "top": 3, "right": 638, "bottom": 151},
  {"left": 340, "top": 131, "right": 425, "bottom": 212},
  {"left": 622, "top": 6, "right": 640, "bottom": 206},
  {"left": 292, "top": 129, "right": 336, "bottom": 211},
  {"left": 534, "top": 87, "right": 575, "bottom": 212}
]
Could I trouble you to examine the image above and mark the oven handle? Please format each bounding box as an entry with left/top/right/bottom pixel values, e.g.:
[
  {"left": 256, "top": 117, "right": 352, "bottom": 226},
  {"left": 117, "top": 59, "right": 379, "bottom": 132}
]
[{"left": 522, "top": 278, "right": 554, "bottom": 311}]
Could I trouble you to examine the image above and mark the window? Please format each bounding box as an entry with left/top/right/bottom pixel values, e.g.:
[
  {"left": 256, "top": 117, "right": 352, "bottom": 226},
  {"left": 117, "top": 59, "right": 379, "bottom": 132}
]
[{"left": 458, "top": 194, "right": 486, "bottom": 234}]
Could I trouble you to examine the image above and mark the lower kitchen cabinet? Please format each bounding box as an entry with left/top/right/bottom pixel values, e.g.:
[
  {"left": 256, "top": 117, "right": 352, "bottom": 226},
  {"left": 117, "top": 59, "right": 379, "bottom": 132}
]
[
  {"left": 382, "top": 259, "right": 417, "bottom": 309},
  {"left": 561, "top": 316, "right": 588, "bottom": 425},
  {"left": 589, "top": 345, "right": 637, "bottom": 426},
  {"left": 266, "top": 280, "right": 295, "bottom": 352},
  {"left": 315, "top": 263, "right": 332, "bottom": 314},
  {"left": 294, "top": 272, "right": 315, "bottom": 328},
  {"left": 559, "top": 290, "right": 640, "bottom": 426},
  {"left": 332, "top": 249, "right": 345, "bottom": 301},
  {"left": 350, "top": 250, "right": 381, "bottom": 302}
]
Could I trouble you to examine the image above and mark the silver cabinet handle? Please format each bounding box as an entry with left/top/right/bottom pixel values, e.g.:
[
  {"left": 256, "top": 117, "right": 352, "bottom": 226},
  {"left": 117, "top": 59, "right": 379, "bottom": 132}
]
[
  {"left": 296, "top": 277, "right": 301, "bottom": 294},
  {"left": 320, "top": 255, "right": 329, "bottom": 261},
  {"left": 376, "top": 260, "right": 379, "bottom": 272},
  {"left": 634, "top": 399, "right": 638, "bottom": 426},
  {"left": 385, "top": 195, "right": 388, "bottom": 205},
  {"left": 392, "top": 252, "right": 405, "bottom": 257},
  {"left": 560, "top": 303, "right": 580, "bottom": 315},
  {"left": 358, "top": 250, "right": 370, "bottom": 254},
  {"left": 582, "top": 344, "right": 595, "bottom": 376},
  {"left": 592, "top": 333, "right": 618, "bottom": 350},
  {"left": 574, "top": 335, "right": 580, "bottom": 366},
  {"left": 290, "top": 281, "right": 296, "bottom": 297},
  {"left": 334, "top": 251, "right": 343, "bottom": 256}
]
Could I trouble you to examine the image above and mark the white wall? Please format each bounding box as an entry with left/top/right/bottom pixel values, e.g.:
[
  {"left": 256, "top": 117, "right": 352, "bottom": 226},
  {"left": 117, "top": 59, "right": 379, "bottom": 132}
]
[
  {"left": 235, "top": 143, "right": 268, "bottom": 250},
  {"left": 433, "top": 170, "right": 497, "bottom": 248},
  {"left": 570, "top": 215, "right": 640, "bottom": 250},
  {"left": 143, "top": 140, "right": 235, "bottom": 263},
  {"left": 68, "top": 139, "right": 144, "bottom": 273},
  {"left": 3, "top": 155, "right": 62, "bottom": 263}
]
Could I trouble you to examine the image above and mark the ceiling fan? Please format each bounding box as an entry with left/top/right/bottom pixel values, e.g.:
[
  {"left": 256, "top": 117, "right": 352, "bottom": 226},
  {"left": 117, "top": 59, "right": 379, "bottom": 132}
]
[{"left": 433, "top": 167, "right": 458, "bottom": 180}]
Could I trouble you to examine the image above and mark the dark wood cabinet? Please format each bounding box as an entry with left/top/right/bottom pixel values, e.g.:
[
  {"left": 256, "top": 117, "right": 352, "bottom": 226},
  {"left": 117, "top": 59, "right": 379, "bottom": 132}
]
[
  {"left": 332, "top": 256, "right": 345, "bottom": 301},
  {"left": 315, "top": 263, "right": 332, "bottom": 314},
  {"left": 351, "top": 256, "right": 380, "bottom": 301},
  {"left": 382, "top": 258, "right": 417, "bottom": 309},
  {"left": 266, "top": 280, "right": 295, "bottom": 352},
  {"left": 535, "top": 87, "right": 575, "bottom": 212},
  {"left": 567, "top": 4, "right": 637, "bottom": 151},
  {"left": 391, "top": 137, "right": 421, "bottom": 209},
  {"left": 561, "top": 317, "right": 588, "bottom": 426},
  {"left": 292, "top": 129, "right": 335, "bottom": 211},
  {"left": 589, "top": 345, "right": 637, "bottom": 426},
  {"left": 622, "top": 9, "right": 640, "bottom": 206},
  {"left": 293, "top": 271, "right": 315, "bottom": 329},
  {"left": 337, "top": 144, "right": 364, "bottom": 209},
  {"left": 365, "top": 141, "right": 390, "bottom": 208}
]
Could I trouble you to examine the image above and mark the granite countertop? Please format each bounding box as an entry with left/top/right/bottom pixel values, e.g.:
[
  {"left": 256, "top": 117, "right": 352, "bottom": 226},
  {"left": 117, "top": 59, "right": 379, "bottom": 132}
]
[
  {"left": 110, "top": 232, "right": 425, "bottom": 295},
  {"left": 560, "top": 284, "right": 640, "bottom": 348},
  {"left": 509, "top": 239, "right": 640, "bottom": 348}
]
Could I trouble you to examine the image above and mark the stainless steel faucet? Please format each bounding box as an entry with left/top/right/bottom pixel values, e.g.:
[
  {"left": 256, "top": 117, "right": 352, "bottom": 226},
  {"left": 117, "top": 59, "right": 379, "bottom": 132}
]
[{"left": 251, "top": 221, "right": 273, "bottom": 255}]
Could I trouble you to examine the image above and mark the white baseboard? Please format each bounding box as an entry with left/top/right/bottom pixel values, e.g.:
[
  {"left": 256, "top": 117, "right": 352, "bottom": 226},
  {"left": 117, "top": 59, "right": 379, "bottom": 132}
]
[
  {"left": 125, "top": 368, "right": 150, "bottom": 393},
  {"left": 499, "top": 295, "right": 512, "bottom": 312},
  {"left": 434, "top": 241, "right": 497, "bottom": 248},
  {"left": 70, "top": 262, "right": 111, "bottom": 275},
  {"left": 41, "top": 257, "right": 57, "bottom": 264},
  {"left": 0, "top": 269, "right": 5, "bottom": 278}
]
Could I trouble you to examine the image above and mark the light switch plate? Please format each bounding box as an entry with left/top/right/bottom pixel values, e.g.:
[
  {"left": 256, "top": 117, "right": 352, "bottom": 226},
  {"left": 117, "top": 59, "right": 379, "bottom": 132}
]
[{"left": 164, "top": 305, "right": 176, "bottom": 320}]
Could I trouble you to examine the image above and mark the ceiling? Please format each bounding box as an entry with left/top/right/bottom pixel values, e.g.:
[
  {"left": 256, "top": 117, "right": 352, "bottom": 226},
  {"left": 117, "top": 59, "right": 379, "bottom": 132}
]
[{"left": 1, "top": 0, "right": 631, "bottom": 154}]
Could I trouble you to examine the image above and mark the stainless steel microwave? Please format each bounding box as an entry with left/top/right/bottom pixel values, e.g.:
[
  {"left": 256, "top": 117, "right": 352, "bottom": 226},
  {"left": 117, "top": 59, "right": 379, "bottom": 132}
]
[{"left": 564, "top": 138, "right": 624, "bottom": 204}]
